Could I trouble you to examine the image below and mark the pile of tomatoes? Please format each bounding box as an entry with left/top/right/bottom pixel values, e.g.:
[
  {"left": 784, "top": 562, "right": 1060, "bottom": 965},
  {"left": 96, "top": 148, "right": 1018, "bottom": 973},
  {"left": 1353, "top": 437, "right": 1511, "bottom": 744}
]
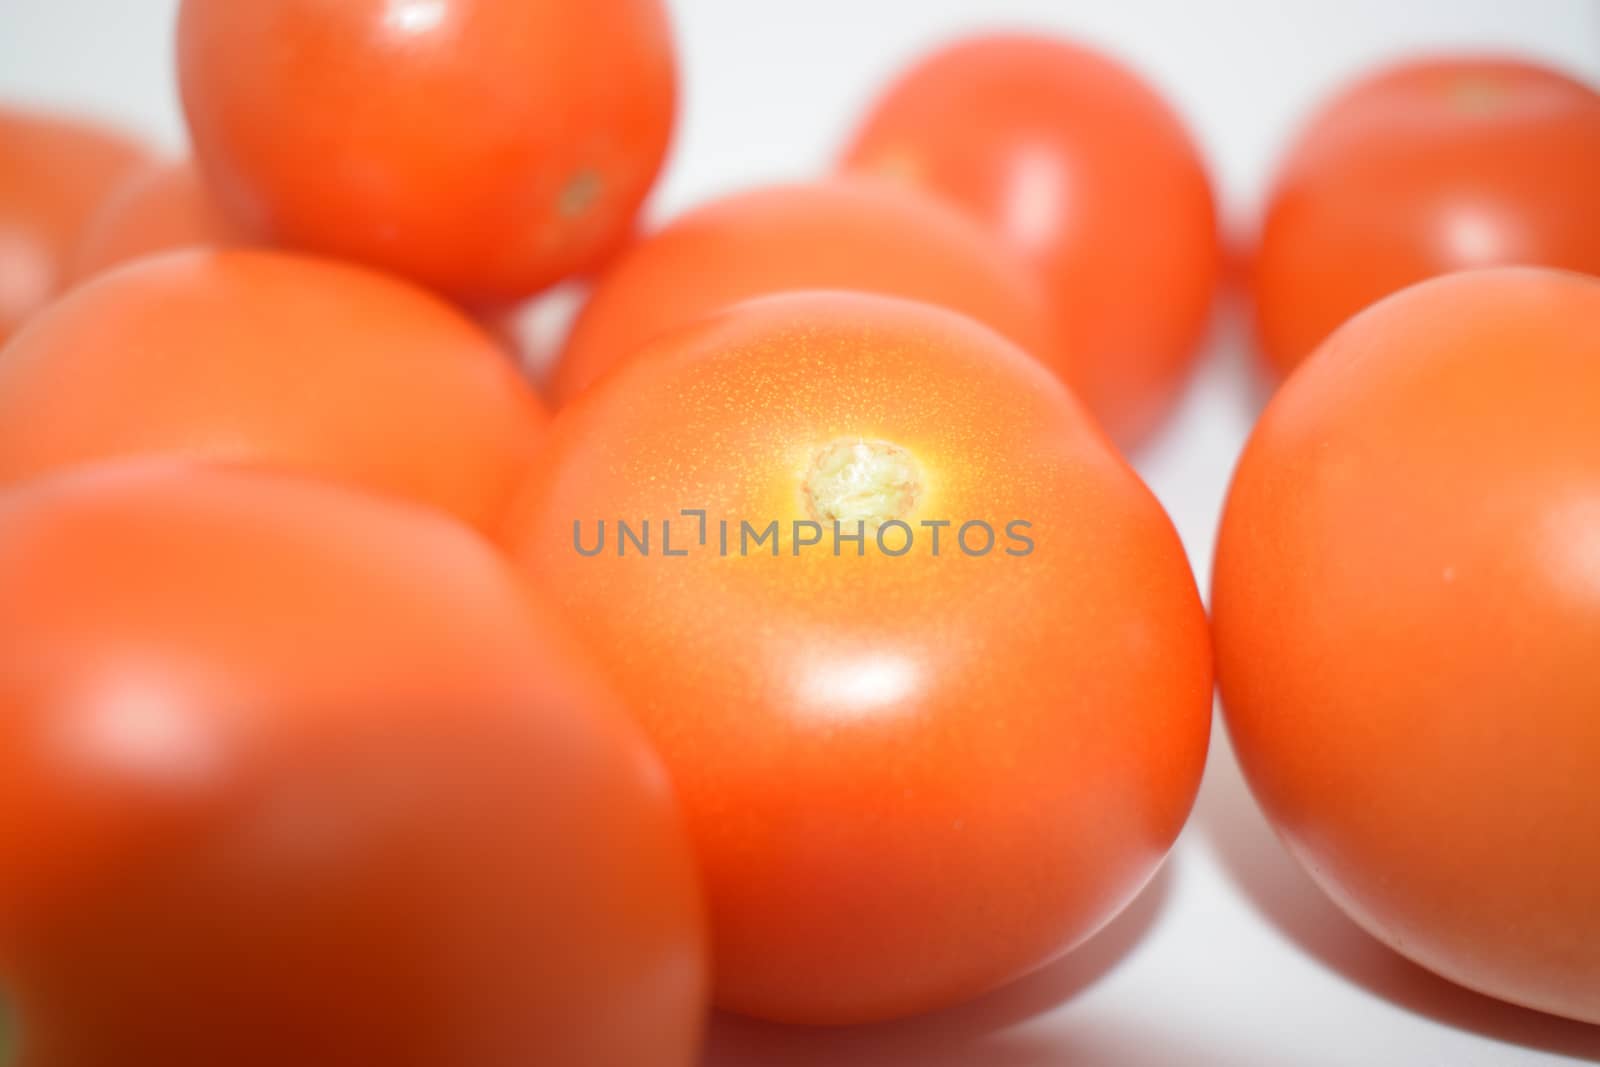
[{"left": 1, "top": 2, "right": 1597, "bottom": 1063}]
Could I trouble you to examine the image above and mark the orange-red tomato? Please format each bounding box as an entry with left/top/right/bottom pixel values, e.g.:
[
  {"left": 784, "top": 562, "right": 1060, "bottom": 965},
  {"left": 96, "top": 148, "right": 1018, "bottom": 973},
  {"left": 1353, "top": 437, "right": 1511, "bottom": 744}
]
[
  {"left": 841, "top": 35, "right": 1221, "bottom": 447},
  {"left": 507, "top": 292, "right": 1212, "bottom": 1024},
  {"left": 0, "top": 248, "right": 544, "bottom": 535},
  {"left": 177, "top": 0, "right": 677, "bottom": 303},
  {"left": 69, "top": 159, "right": 243, "bottom": 283},
  {"left": 546, "top": 178, "right": 1060, "bottom": 406},
  {"left": 1252, "top": 56, "right": 1600, "bottom": 378},
  {"left": 0, "top": 463, "right": 707, "bottom": 1067},
  {"left": 1214, "top": 267, "right": 1600, "bottom": 1024},
  {"left": 0, "top": 106, "right": 151, "bottom": 344}
]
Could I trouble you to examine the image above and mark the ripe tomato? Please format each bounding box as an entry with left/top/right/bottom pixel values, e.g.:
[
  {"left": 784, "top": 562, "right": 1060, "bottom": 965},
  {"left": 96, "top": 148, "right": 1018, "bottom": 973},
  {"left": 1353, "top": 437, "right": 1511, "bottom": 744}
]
[
  {"left": 546, "top": 178, "right": 1060, "bottom": 407},
  {"left": 1214, "top": 268, "right": 1600, "bottom": 1024},
  {"left": 0, "top": 106, "right": 151, "bottom": 344},
  {"left": 177, "top": 0, "right": 677, "bottom": 303},
  {"left": 1252, "top": 56, "right": 1600, "bottom": 378},
  {"left": 841, "top": 35, "right": 1221, "bottom": 448},
  {"left": 0, "top": 463, "right": 707, "bottom": 1067},
  {"left": 69, "top": 159, "right": 242, "bottom": 282},
  {"left": 0, "top": 248, "right": 544, "bottom": 535},
  {"left": 506, "top": 292, "right": 1212, "bottom": 1024}
]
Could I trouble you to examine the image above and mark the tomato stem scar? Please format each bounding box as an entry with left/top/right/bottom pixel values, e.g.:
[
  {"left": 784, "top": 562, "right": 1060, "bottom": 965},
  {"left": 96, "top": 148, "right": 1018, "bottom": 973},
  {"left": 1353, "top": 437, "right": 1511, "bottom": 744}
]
[
  {"left": 803, "top": 438, "right": 923, "bottom": 530},
  {"left": 558, "top": 170, "right": 604, "bottom": 219},
  {"left": 1448, "top": 76, "right": 1506, "bottom": 114}
]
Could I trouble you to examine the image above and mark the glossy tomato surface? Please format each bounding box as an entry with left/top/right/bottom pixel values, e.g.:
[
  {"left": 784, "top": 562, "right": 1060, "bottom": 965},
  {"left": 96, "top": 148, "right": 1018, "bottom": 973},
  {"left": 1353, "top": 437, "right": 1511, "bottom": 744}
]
[
  {"left": 0, "top": 249, "right": 544, "bottom": 534},
  {"left": 842, "top": 35, "right": 1221, "bottom": 447},
  {"left": 0, "top": 463, "right": 707, "bottom": 1067},
  {"left": 1214, "top": 268, "right": 1600, "bottom": 1024},
  {"left": 546, "top": 178, "right": 1059, "bottom": 406},
  {"left": 69, "top": 159, "right": 242, "bottom": 282},
  {"left": 1252, "top": 56, "right": 1600, "bottom": 377},
  {"left": 0, "top": 106, "right": 151, "bottom": 344},
  {"left": 177, "top": 0, "right": 677, "bottom": 302},
  {"left": 507, "top": 292, "right": 1212, "bottom": 1024}
]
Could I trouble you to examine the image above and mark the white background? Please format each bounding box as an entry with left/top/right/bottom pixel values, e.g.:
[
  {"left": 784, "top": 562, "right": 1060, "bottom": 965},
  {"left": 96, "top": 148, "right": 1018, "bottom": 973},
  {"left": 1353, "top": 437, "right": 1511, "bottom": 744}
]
[{"left": 4, "top": 2, "right": 1600, "bottom": 1064}]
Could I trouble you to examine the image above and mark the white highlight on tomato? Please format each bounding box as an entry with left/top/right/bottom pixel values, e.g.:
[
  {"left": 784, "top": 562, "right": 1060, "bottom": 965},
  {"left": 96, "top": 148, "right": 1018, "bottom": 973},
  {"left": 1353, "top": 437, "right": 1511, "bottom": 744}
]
[{"left": 383, "top": 0, "right": 448, "bottom": 36}]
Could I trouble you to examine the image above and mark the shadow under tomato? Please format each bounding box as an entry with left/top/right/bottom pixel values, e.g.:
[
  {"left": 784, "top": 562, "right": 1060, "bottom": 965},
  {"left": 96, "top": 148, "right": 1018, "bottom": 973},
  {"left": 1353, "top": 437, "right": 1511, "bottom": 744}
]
[
  {"left": 699, "top": 857, "right": 1176, "bottom": 1067},
  {"left": 1196, "top": 719, "right": 1600, "bottom": 1060}
]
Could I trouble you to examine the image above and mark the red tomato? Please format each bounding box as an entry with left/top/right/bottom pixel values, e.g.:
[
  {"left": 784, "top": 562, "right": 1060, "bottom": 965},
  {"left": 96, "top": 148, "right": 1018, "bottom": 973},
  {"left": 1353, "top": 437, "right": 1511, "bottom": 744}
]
[
  {"left": 0, "top": 106, "right": 151, "bottom": 344},
  {"left": 0, "top": 248, "right": 544, "bottom": 535},
  {"left": 1214, "top": 268, "right": 1600, "bottom": 1024},
  {"left": 0, "top": 462, "right": 707, "bottom": 1066},
  {"left": 546, "top": 178, "right": 1060, "bottom": 407},
  {"left": 1252, "top": 56, "right": 1600, "bottom": 378},
  {"left": 69, "top": 159, "right": 243, "bottom": 283},
  {"left": 506, "top": 292, "right": 1212, "bottom": 1024},
  {"left": 841, "top": 35, "right": 1221, "bottom": 447},
  {"left": 177, "top": 0, "right": 677, "bottom": 303}
]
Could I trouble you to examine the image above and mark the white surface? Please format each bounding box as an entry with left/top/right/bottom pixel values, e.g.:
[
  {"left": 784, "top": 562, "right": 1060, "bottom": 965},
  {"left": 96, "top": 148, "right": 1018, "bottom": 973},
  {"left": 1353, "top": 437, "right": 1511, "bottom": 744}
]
[{"left": 4, "top": 2, "right": 1600, "bottom": 1064}]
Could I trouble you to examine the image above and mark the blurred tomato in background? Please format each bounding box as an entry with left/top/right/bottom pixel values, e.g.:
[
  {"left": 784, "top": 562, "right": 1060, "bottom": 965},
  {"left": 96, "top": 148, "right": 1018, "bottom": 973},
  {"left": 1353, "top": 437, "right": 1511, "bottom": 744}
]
[
  {"left": 0, "top": 249, "right": 544, "bottom": 534},
  {"left": 176, "top": 0, "right": 679, "bottom": 304},
  {"left": 842, "top": 35, "right": 1222, "bottom": 448},
  {"left": 1251, "top": 55, "right": 1600, "bottom": 377},
  {"left": 0, "top": 106, "right": 150, "bottom": 344},
  {"left": 547, "top": 178, "right": 1061, "bottom": 406},
  {"left": 69, "top": 158, "right": 241, "bottom": 282}
]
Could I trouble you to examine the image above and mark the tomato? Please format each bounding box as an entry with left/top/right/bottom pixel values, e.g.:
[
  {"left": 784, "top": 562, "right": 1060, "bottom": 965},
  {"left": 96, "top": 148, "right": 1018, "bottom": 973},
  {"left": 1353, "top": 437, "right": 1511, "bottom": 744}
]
[
  {"left": 1213, "top": 267, "right": 1600, "bottom": 1024},
  {"left": 841, "top": 35, "right": 1221, "bottom": 448},
  {"left": 69, "top": 159, "right": 243, "bottom": 283},
  {"left": 0, "top": 462, "right": 707, "bottom": 1066},
  {"left": 0, "top": 248, "right": 544, "bottom": 535},
  {"left": 0, "top": 106, "right": 151, "bottom": 344},
  {"left": 1251, "top": 56, "right": 1600, "bottom": 378},
  {"left": 177, "top": 0, "right": 677, "bottom": 303},
  {"left": 506, "top": 292, "right": 1212, "bottom": 1024},
  {"left": 546, "top": 178, "right": 1060, "bottom": 407}
]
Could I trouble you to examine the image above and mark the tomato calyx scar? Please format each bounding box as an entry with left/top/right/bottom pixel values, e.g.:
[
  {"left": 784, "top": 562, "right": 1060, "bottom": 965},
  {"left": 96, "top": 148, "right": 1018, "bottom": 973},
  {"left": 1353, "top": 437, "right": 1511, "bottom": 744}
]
[
  {"left": 803, "top": 438, "right": 923, "bottom": 531},
  {"left": 558, "top": 170, "right": 604, "bottom": 219},
  {"left": 1447, "top": 76, "right": 1508, "bottom": 115}
]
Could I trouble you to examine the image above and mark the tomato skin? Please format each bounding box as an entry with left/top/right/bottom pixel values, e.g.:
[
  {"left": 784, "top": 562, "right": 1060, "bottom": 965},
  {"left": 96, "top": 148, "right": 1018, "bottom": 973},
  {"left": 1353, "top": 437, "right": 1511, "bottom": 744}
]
[
  {"left": 0, "top": 107, "right": 151, "bottom": 344},
  {"left": 0, "top": 248, "right": 544, "bottom": 535},
  {"left": 0, "top": 463, "right": 707, "bottom": 1067},
  {"left": 546, "top": 178, "right": 1060, "bottom": 407},
  {"left": 1213, "top": 268, "right": 1600, "bottom": 1024},
  {"left": 508, "top": 292, "right": 1211, "bottom": 1024},
  {"left": 841, "top": 35, "right": 1221, "bottom": 448},
  {"left": 177, "top": 0, "right": 677, "bottom": 303},
  {"left": 69, "top": 160, "right": 242, "bottom": 283},
  {"left": 1252, "top": 56, "right": 1600, "bottom": 378}
]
